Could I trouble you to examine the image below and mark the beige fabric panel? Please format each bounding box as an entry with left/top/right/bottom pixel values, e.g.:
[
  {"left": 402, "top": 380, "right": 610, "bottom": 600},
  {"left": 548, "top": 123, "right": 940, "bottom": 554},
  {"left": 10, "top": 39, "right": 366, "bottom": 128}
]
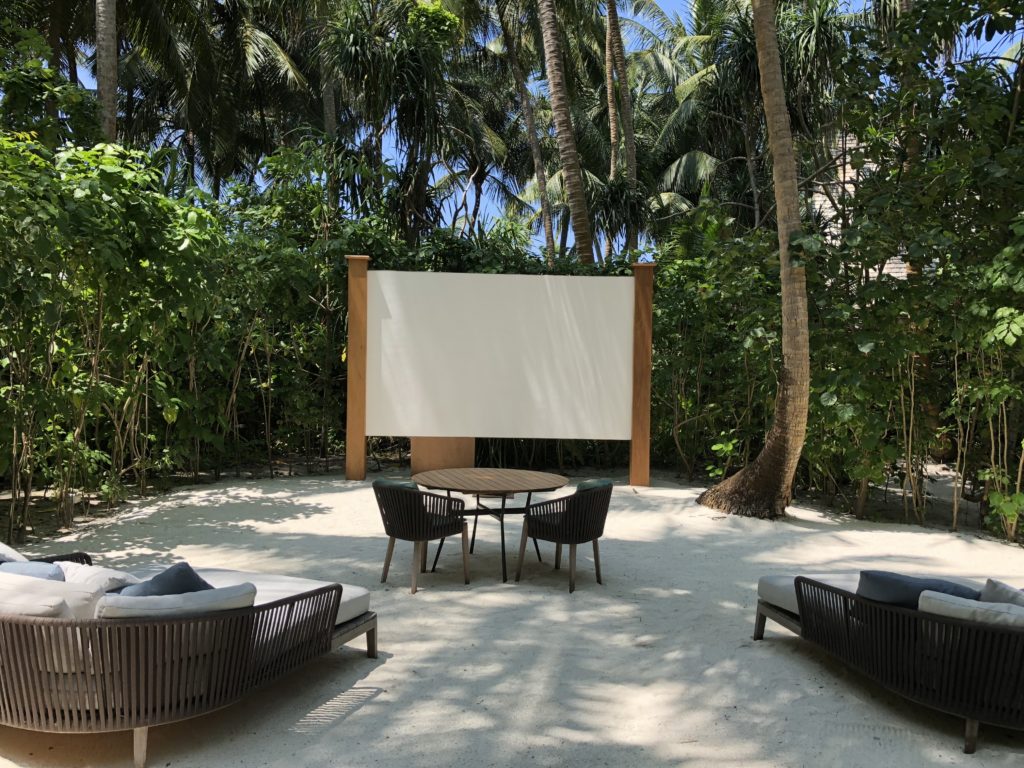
[{"left": 365, "top": 271, "right": 633, "bottom": 439}]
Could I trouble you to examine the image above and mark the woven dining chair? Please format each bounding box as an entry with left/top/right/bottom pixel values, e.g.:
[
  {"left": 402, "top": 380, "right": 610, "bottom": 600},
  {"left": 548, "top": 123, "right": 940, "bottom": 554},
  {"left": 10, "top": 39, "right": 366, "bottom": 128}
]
[
  {"left": 514, "top": 479, "right": 612, "bottom": 593},
  {"left": 372, "top": 479, "right": 469, "bottom": 594}
]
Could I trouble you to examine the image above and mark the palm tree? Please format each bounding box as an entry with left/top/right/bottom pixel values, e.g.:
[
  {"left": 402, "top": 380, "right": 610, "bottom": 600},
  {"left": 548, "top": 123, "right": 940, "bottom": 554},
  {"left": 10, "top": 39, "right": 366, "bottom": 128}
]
[
  {"left": 606, "top": 0, "right": 637, "bottom": 251},
  {"left": 497, "top": 6, "right": 557, "bottom": 261},
  {"left": 536, "top": 0, "right": 594, "bottom": 262},
  {"left": 121, "top": 0, "right": 310, "bottom": 194},
  {"left": 317, "top": 0, "right": 338, "bottom": 138},
  {"left": 697, "top": 0, "right": 809, "bottom": 518},
  {"left": 95, "top": 0, "right": 116, "bottom": 139},
  {"left": 604, "top": 4, "right": 620, "bottom": 261}
]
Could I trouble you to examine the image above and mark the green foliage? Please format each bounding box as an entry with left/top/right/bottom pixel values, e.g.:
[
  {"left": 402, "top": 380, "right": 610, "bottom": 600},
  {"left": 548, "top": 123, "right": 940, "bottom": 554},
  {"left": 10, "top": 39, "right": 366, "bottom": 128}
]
[
  {"left": 0, "top": 134, "right": 225, "bottom": 536},
  {"left": 650, "top": 206, "right": 779, "bottom": 480},
  {"left": 3, "top": 0, "right": 1024, "bottom": 546},
  {"left": 0, "top": 127, "right": 595, "bottom": 539},
  {"left": 647, "top": 1, "right": 1024, "bottom": 536},
  {"left": 407, "top": 1, "right": 461, "bottom": 47},
  {"left": 0, "top": 25, "right": 97, "bottom": 147}
]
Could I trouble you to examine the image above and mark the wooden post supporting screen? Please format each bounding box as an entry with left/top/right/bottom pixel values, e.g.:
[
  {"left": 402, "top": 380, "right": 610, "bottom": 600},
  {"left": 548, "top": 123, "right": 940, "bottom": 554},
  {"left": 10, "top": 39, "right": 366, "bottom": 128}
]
[
  {"left": 410, "top": 437, "right": 476, "bottom": 474},
  {"left": 630, "top": 262, "right": 655, "bottom": 486},
  {"left": 346, "top": 255, "right": 370, "bottom": 480}
]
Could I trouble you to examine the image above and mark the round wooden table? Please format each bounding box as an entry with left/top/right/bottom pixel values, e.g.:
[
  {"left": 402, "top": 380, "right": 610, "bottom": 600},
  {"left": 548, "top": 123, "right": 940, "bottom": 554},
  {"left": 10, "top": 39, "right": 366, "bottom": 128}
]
[{"left": 412, "top": 468, "right": 568, "bottom": 582}]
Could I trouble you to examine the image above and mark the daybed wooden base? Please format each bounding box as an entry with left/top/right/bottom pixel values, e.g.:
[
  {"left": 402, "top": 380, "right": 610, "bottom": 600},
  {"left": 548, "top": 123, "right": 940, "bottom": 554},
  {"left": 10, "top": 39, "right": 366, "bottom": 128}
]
[
  {"left": 332, "top": 610, "right": 379, "bottom": 658},
  {"left": 752, "top": 599, "right": 801, "bottom": 640},
  {"left": 754, "top": 578, "right": 1024, "bottom": 755}
]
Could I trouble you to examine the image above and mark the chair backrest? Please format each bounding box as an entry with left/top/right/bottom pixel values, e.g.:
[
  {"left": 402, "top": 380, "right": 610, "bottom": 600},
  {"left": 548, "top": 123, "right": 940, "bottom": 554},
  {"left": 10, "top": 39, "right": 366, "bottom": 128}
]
[
  {"left": 372, "top": 480, "right": 465, "bottom": 541},
  {"left": 562, "top": 481, "right": 613, "bottom": 543}
]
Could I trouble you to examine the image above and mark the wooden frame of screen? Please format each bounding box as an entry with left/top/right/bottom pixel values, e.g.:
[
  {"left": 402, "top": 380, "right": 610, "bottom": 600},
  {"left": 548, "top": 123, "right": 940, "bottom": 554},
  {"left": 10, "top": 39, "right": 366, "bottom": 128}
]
[{"left": 345, "top": 257, "right": 654, "bottom": 486}]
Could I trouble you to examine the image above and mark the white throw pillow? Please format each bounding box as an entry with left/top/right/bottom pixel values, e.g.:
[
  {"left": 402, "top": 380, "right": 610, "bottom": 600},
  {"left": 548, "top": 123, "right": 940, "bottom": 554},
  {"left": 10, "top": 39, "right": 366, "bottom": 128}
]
[
  {"left": 95, "top": 582, "right": 257, "bottom": 619},
  {"left": 57, "top": 561, "right": 141, "bottom": 592},
  {"left": 979, "top": 578, "right": 1024, "bottom": 608},
  {"left": 0, "top": 571, "right": 105, "bottom": 619},
  {"left": 0, "top": 541, "right": 27, "bottom": 563},
  {"left": 919, "top": 590, "right": 1024, "bottom": 629}
]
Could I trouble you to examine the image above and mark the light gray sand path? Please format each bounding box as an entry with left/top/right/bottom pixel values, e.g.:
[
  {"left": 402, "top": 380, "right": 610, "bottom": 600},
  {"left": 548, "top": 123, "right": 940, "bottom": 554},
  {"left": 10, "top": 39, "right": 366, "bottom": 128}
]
[{"left": 2, "top": 471, "right": 1023, "bottom": 767}]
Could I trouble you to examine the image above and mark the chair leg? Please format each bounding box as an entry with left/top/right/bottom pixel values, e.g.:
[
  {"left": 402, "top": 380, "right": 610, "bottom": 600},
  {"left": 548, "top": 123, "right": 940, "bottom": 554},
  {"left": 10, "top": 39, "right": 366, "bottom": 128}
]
[
  {"left": 593, "top": 539, "right": 602, "bottom": 584},
  {"left": 533, "top": 536, "right": 543, "bottom": 562},
  {"left": 753, "top": 605, "right": 767, "bottom": 641},
  {"left": 410, "top": 542, "right": 420, "bottom": 594},
  {"left": 554, "top": 543, "right": 562, "bottom": 570},
  {"left": 420, "top": 540, "right": 428, "bottom": 573},
  {"left": 470, "top": 515, "right": 479, "bottom": 553},
  {"left": 461, "top": 521, "right": 470, "bottom": 585},
  {"left": 499, "top": 514, "right": 508, "bottom": 583},
  {"left": 964, "top": 719, "right": 979, "bottom": 754},
  {"left": 569, "top": 544, "right": 577, "bottom": 594},
  {"left": 381, "top": 536, "right": 395, "bottom": 583},
  {"left": 367, "top": 626, "right": 378, "bottom": 659},
  {"left": 515, "top": 518, "right": 530, "bottom": 582},
  {"left": 431, "top": 538, "right": 445, "bottom": 572},
  {"left": 133, "top": 727, "right": 148, "bottom": 768}
]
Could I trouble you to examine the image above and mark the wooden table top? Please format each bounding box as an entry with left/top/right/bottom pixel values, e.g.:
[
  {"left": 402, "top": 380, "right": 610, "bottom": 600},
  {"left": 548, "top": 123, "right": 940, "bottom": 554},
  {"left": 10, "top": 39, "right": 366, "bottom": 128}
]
[{"left": 411, "top": 467, "right": 568, "bottom": 495}]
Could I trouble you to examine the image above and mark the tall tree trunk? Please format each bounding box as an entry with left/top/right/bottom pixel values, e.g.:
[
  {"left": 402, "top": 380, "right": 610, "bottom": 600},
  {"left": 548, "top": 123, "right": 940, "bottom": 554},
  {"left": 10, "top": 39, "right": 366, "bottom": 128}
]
[
  {"left": 319, "top": 0, "right": 339, "bottom": 215},
  {"left": 501, "top": 15, "right": 556, "bottom": 264},
  {"left": 604, "top": 13, "right": 619, "bottom": 263},
  {"left": 322, "top": 74, "right": 338, "bottom": 139},
  {"left": 558, "top": 209, "right": 570, "bottom": 260},
  {"left": 537, "top": 0, "right": 594, "bottom": 263},
  {"left": 318, "top": 0, "right": 338, "bottom": 139},
  {"left": 607, "top": 0, "right": 637, "bottom": 252},
  {"left": 743, "top": 118, "right": 761, "bottom": 225},
  {"left": 45, "top": 3, "right": 63, "bottom": 120},
  {"left": 95, "top": 0, "right": 117, "bottom": 141},
  {"left": 605, "top": 19, "right": 620, "bottom": 178},
  {"left": 469, "top": 166, "right": 486, "bottom": 233},
  {"left": 697, "top": 0, "right": 810, "bottom": 519},
  {"left": 66, "top": 39, "right": 79, "bottom": 86}
]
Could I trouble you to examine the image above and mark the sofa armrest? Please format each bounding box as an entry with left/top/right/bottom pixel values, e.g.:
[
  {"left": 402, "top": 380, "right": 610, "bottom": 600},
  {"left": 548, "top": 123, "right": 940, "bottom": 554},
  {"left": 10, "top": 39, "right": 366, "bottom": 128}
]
[{"left": 30, "top": 552, "right": 93, "bottom": 566}]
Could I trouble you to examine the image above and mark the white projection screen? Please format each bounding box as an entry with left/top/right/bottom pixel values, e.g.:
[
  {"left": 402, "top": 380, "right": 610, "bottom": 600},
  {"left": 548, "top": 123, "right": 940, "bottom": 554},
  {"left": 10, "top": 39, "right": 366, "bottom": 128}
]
[{"left": 365, "top": 271, "right": 634, "bottom": 440}]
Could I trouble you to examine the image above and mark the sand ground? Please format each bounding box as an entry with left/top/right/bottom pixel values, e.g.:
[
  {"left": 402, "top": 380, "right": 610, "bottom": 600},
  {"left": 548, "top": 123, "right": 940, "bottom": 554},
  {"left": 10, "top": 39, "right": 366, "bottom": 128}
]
[{"left": 2, "top": 470, "right": 1023, "bottom": 768}]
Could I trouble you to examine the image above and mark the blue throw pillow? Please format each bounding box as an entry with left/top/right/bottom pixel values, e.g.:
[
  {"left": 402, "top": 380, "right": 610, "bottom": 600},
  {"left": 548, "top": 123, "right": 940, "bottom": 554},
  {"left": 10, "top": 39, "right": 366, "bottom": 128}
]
[
  {"left": 856, "top": 570, "right": 980, "bottom": 609},
  {"left": 0, "top": 561, "right": 65, "bottom": 581},
  {"left": 576, "top": 479, "right": 613, "bottom": 492},
  {"left": 119, "top": 562, "right": 213, "bottom": 597}
]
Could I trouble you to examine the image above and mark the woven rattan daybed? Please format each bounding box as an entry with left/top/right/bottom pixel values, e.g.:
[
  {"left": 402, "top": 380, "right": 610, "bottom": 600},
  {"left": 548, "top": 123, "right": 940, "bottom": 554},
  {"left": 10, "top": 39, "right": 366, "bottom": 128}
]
[
  {"left": 754, "top": 575, "right": 1024, "bottom": 753},
  {"left": 0, "top": 552, "right": 377, "bottom": 767}
]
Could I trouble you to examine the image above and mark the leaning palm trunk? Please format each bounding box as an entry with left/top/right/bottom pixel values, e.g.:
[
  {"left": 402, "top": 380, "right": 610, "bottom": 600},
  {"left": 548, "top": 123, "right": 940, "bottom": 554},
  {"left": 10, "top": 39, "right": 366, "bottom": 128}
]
[
  {"left": 607, "top": 0, "right": 637, "bottom": 252},
  {"left": 537, "top": 0, "right": 594, "bottom": 262},
  {"left": 697, "top": 0, "right": 810, "bottom": 519},
  {"left": 96, "top": 0, "right": 117, "bottom": 140},
  {"left": 501, "top": 15, "right": 557, "bottom": 262},
  {"left": 604, "top": 11, "right": 620, "bottom": 263}
]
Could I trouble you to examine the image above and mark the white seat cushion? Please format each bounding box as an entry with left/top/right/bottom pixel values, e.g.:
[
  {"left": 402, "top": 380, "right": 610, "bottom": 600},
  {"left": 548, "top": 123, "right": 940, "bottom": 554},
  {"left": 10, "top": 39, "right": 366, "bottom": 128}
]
[
  {"left": 95, "top": 583, "right": 257, "bottom": 619},
  {"left": 0, "top": 542, "right": 27, "bottom": 563},
  {"left": 757, "top": 574, "right": 862, "bottom": 616},
  {"left": 132, "top": 567, "right": 371, "bottom": 626},
  {"left": 0, "top": 590, "right": 69, "bottom": 617},
  {"left": 0, "top": 571, "right": 106, "bottom": 619},
  {"left": 758, "top": 573, "right": 986, "bottom": 617},
  {"left": 919, "top": 591, "right": 1024, "bottom": 628}
]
